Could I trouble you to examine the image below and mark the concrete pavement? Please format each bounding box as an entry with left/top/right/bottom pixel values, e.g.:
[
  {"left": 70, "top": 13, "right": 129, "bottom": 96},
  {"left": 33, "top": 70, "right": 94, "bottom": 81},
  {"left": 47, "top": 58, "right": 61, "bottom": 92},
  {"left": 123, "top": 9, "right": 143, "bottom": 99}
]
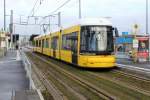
[
  {"left": 117, "top": 58, "right": 150, "bottom": 69},
  {"left": 0, "top": 50, "right": 29, "bottom": 100}
]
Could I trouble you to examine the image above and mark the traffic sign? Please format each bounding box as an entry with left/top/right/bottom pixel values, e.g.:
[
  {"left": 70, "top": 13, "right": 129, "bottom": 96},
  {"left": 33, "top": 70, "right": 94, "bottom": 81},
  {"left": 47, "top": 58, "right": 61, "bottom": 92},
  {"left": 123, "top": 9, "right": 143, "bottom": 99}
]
[{"left": 122, "top": 32, "right": 128, "bottom": 36}]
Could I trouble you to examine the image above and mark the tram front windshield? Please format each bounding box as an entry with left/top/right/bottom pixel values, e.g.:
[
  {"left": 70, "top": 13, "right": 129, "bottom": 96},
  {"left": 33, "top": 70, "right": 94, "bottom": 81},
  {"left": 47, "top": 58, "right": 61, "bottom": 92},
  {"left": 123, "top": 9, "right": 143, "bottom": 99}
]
[{"left": 80, "top": 26, "right": 114, "bottom": 55}]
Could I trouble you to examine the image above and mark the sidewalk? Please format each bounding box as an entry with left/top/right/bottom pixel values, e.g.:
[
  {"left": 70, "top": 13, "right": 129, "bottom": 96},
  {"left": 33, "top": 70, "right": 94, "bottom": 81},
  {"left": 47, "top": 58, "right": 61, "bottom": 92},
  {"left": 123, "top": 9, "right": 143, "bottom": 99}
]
[
  {"left": 0, "top": 50, "right": 29, "bottom": 100},
  {"left": 117, "top": 58, "right": 150, "bottom": 69},
  {"left": 116, "top": 51, "right": 150, "bottom": 69},
  {"left": 0, "top": 50, "right": 16, "bottom": 61}
]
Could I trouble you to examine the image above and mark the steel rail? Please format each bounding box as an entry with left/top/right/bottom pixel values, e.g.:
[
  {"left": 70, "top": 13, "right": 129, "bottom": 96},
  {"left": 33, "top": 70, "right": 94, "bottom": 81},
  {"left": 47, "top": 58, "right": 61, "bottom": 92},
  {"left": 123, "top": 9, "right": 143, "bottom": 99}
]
[
  {"left": 31, "top": 52, "right": 116, "bottom": 100},
  {"left": 26, "top": 53, "right": 67, "bottom": 100},
  {"left": 88, "top": 70, "right": 150, "bottom": 96}
]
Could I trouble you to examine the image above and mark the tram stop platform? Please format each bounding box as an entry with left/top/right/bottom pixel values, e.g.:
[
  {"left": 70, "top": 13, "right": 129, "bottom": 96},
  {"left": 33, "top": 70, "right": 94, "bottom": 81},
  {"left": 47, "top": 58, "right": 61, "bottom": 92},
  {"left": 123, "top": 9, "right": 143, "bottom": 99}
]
[{"left": 0, "top": 50, "right": 41, "bottom": 100}]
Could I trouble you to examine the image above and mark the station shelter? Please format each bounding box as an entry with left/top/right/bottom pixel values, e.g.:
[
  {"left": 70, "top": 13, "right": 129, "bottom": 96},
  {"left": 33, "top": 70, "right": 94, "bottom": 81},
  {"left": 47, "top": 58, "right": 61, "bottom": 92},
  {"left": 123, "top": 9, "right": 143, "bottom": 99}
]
[{"left": 115, "top": 35, "right": 149, "bottom": 62}]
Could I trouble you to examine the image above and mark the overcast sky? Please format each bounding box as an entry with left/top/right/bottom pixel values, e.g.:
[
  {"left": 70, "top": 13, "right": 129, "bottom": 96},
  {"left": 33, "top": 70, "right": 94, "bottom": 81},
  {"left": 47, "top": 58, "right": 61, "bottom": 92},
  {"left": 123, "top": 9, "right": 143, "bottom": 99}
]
[{"left": 0, "top": 0, "right": 149, "bottom": 35}]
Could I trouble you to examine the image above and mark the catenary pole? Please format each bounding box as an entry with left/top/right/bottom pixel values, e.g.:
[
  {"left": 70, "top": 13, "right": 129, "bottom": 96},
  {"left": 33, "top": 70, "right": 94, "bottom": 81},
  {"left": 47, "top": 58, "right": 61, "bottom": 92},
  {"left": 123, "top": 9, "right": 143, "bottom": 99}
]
[
  {"left": 79, "top": 0, "right": 81, "bottom": 19},
  {"left": 4, "top": 0, "right": 6, "bottom": 31}
]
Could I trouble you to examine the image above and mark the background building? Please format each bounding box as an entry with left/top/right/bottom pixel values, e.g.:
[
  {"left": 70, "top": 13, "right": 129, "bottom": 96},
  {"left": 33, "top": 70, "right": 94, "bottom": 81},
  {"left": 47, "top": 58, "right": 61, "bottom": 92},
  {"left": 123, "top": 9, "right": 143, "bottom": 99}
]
[
  {"left": 115, "top": 34, "right": 149, "bottom": 62},
  {"left": 0, "top": 31, "right": 6, "bottom": 57}
]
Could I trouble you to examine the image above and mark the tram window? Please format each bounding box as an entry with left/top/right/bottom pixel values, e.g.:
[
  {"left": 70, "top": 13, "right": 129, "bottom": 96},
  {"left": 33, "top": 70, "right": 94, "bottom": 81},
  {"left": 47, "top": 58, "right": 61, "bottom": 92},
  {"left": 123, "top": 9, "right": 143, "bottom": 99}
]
[
  {"left": 39, "top": 40, "right": 41, "bottom": 47},
  {"left": 62, "top": 34, "right": 71, "bottom": 50},
  {"left": 45, "top": 39, "right": 49, "bottom": 48},
  {"left": 62, "top": 35, "right": 66, "bottom": 49},
  {"left": 51, "top": 37, "right": 58, "bottom": 50},
  {"left": 42, "top": 39, "right": 45, "bottom": 48},
  {"left": 33, "top": 40, "right": 35, "bottom": 47},
  {"left": 38, "top": 40, "right": 41, "bottom": 47},
  {"left": 37, "top": 40, "right": 38, "bottom": 47},
  {"left": 71, "top": 32, "right": 78, "bottom": 51},
  {"left": 38, "top": 40, "right": 40, "bottom": 47},
  {"left": 44, "top": 39, "right": 46, "bottom": 48},
  {"left": 80, "top": 26, "right": 114, "bottom": 54},
  {"left": 107, "top": 30, "right": 114, "bottom": 52},
  {"left": 80, "top": 26, "right": 107, "bottom": 51},
  {"left": 36, "top": 40, "right": 38, "bottom": 47}
]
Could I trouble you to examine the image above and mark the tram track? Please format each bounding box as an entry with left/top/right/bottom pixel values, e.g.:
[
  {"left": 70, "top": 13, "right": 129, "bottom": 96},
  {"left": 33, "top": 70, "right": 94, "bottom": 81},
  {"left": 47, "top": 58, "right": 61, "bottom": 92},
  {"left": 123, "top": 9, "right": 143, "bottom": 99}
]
[
  {"left": 36, "top": 52, "right": 150, "bottom": 92},
  {"left": 28, "top": 55, "right": 67, "bottom": 100},
  {"left": 27, "top": 53, "right": 84, "bottom": 100},
  {"left": 112, "top": 68, "right": 150, "bottom": 82},
  {"left": 26, "top": 52, "right": 115, "bottom": 100},
  {"left": 84, "top": 69, "right": 150, "bottom": 98},
  {"left": 26, "top": 51, "right": 150, "bottom": 100},
  {"left": 87, "top": 70, "right": 150, "bottom": 96}
]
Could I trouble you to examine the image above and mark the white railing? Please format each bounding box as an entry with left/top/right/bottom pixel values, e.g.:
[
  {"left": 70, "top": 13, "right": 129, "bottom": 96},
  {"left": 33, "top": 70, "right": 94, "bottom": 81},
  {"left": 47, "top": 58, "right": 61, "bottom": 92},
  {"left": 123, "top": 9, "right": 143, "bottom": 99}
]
[{"left": 20, "top": 50, "right": 44, "bottom": 100}]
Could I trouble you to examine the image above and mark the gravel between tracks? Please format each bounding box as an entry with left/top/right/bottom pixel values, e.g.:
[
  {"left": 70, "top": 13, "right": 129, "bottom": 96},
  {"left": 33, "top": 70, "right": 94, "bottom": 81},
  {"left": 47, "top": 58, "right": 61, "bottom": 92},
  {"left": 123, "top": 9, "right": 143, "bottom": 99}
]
[
  {"left": 26, "top": 51, "right": 150, "bottom": 100},
  {"left": 26, "top": 52, "right": 113, "bottom": 100}
]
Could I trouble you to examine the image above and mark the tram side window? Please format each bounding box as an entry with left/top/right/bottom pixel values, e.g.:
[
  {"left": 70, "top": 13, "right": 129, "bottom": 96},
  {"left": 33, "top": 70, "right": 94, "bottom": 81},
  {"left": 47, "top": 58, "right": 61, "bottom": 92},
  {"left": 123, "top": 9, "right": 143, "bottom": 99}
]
[
  {"left": 51, "top": 37, "right": 58, "bottom": 50},
  {"left": 107, "top": 28, "right": 114, "bottom": 52},
  {"left": 80, "top": 31, "right": 86, "bottom": 51},
  {"left": 42, "top": 39, "right": 45, "bottom": 48},
  {"left": 43, "top": 39, "right": 46, "bottom": 48},
  {"left": 36, "top": 40, "right": 38, "bottom": 47},
  {"left": 71, "top": 32, "right": 78, "bottom": 52},
  {"left": 62, "top": 34, "right": 71, "bottom": 50},
  {"left": 45, "top": 39, "right": 49, "bottom": 48},
  {"left": 39, "top": 40, "right": 41, "bottom": 47},
  {"left": 38, "top": 40, "right": 40, "bottom": 47}
]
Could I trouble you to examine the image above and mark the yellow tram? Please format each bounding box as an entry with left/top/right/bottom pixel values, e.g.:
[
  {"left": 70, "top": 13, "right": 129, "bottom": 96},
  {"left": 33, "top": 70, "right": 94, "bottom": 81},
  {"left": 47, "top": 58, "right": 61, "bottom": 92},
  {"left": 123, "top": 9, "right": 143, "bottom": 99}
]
[{"left": 33, "top": 18, "right": 118, "bottom": 68}]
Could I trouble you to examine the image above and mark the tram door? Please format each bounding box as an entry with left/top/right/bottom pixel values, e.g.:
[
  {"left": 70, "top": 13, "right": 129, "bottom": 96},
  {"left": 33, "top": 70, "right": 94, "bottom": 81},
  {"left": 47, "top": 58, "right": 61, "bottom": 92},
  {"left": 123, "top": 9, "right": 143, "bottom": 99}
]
[
  {"left": 52, "top": 37, "right": 57, "bottom": 58},
  {"left": 53, "top": 47, "right": 56, "bottom": 58},
  {"left": 42, "top": 39, "right": 44, "bottom": 53},
  {"left": 71, "top": 32, "right": 78, "bottom": 64}
]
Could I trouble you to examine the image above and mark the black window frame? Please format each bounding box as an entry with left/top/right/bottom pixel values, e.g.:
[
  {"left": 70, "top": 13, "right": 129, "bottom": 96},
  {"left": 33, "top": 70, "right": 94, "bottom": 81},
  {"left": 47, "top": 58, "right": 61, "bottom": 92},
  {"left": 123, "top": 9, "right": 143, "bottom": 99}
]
[{"left": 80, "top": 25, "right": 114, "bottom": 55}]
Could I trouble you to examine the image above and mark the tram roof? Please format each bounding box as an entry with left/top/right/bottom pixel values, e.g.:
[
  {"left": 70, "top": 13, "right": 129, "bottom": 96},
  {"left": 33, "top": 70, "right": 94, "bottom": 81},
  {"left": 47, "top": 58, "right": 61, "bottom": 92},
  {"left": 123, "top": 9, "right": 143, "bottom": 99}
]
[
  {"left": 34, "top": 18, "right": 112, "bottom": 39},
  {"left": 62, "top": 17, "right": 112, "bottom": 28},
  {"left": 78, "top": 18, "right": 112, "bottom": 26}
]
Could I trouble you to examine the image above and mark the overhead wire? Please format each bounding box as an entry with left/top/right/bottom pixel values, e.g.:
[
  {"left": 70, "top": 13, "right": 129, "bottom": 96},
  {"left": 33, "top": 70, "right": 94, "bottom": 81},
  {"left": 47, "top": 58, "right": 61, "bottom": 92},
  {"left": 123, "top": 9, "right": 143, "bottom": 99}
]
[
  {"left": 33, "top": 0, "right": 46, "bottom": 16},
  {"left": 28, "top": 0, "right": 39, "bottom": 16},
  {"left": 49, "top": 0, "right": 72, "bottom": 15},
  {"left": 27, "top": 0, "right": 45, "bottom": 24},
  {"left": 27, "top": 0, "right": 73, "bottom": 34},
  {"left": 39, "top": 0, "right": 72, "bottom": 24}
]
